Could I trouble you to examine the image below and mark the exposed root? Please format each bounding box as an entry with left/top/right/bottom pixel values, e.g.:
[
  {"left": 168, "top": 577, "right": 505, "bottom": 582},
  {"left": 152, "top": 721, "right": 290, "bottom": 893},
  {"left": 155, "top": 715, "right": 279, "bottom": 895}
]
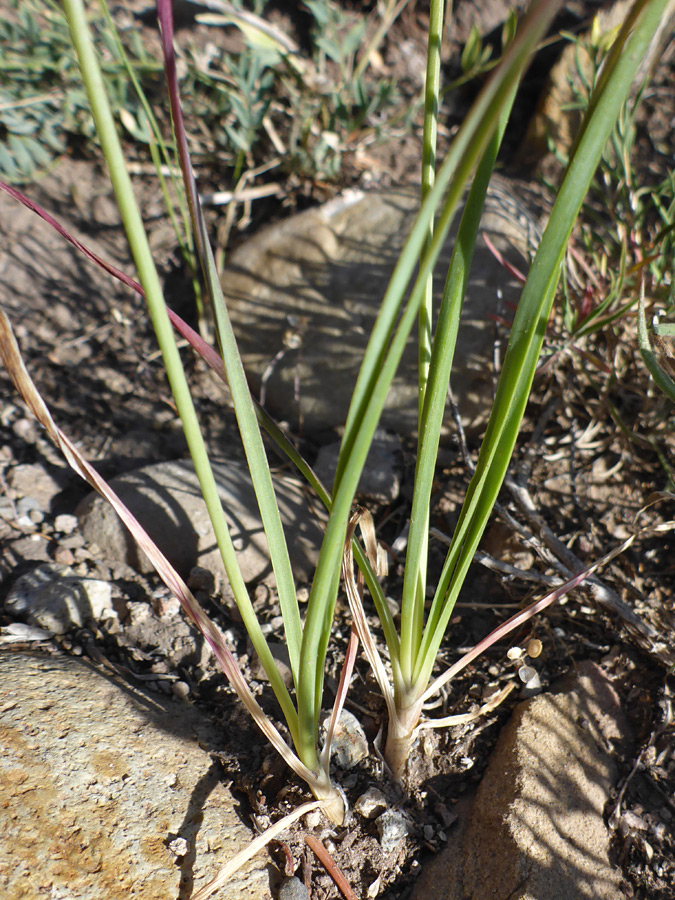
[{"left": 304, "top": 834, "right": 359, "bottom": 900}]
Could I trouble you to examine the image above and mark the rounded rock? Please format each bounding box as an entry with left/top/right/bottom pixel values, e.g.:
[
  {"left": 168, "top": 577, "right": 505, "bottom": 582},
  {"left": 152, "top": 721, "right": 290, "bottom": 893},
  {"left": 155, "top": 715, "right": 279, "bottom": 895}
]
[
  {"left": 4, "top": 563, "right": 115, "bottom": 635},
  {"left": 278, "top": 876, "right": 309, "bottom": 900}
]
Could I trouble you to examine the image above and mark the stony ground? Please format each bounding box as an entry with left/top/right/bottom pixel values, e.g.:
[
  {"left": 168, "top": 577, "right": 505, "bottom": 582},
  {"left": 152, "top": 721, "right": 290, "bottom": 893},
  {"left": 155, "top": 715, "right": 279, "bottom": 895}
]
[{"left": 2, "top": 1, "right": 675, "bottom": 899}]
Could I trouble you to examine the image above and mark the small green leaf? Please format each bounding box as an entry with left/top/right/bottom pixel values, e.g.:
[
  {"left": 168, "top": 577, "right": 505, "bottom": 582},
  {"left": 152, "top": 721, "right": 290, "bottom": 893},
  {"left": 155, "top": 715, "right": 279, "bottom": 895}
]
[
  {"left": 4, "top": 112, "right": 41, "bottom": 136},
  {"left": 22, "top": 135, "right": 52, "bottom": 167},
  {"left": 0, "top": 142, "right": 19, "bottom": 180},
  {"left": 461, "top": 25, "right": 485, "bottom": 73},
  {"left": 8, "top": 133, "right": 35, "bottom": 175},
  {"left": 652, "top": 318, "right": 675, "bottom": 337},
  {"left": 502, "top": 10, "right": 518, "bottom": 50}
]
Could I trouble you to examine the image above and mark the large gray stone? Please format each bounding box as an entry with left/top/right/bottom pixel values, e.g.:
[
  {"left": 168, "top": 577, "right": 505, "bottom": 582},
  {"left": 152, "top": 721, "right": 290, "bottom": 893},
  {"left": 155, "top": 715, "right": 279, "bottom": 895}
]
[
  {"left": 221, "top": 182, "right": 542, "bottom": 436},
  {"left": 0, "top": 651, "right": 270, "bottom": 899},
  {"left": 412, "top": 661, "right": 630, "bottom": 900},
  {"left": 76, "top": 458, "right": 325, "bottom": 592},
  {"left": 313, "top": 430, "right": 401, "bottom": 502}
]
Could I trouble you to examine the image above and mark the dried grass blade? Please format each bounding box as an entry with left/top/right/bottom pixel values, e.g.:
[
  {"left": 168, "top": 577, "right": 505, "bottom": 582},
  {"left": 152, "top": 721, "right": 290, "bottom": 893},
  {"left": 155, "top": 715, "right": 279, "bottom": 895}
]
[
  {"left": 417, "top": 682, "right": 515, "bottom": 731},
  {"left": 321, "top": 629, "right": 359, "bottom": 772},
  {"left": 0, "top": 180, "right": 142, "bottom": 295},
  {"left": 342, "top": 510, "right": 397, "bottom": 721},
  {"left": 422, "top": 496, "right": 675, "bottom": 704}
]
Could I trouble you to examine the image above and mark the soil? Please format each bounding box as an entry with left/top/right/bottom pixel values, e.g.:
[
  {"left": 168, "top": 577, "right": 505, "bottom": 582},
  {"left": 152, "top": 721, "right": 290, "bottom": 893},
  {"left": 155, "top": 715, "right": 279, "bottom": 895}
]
[{"left": 1, "top": 2, "right": 675, "bottom": 899}]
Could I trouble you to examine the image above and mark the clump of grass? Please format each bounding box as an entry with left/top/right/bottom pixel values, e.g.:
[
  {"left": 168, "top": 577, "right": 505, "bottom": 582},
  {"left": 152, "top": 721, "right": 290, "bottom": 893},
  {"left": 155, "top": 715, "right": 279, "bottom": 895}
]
[
  {"left": 536, "top": 15, "right": 675, "bottom": 484},
  {"left": 0, "top": 1, "right": 671, "bottom": 887},
  {"left": 545, "top": 15, "right": 675, "bottom": 342}
]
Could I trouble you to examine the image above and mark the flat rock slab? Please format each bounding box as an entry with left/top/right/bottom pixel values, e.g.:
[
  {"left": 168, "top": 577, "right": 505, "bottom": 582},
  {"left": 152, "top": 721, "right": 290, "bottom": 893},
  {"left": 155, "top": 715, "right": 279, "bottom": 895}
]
[
  {"left": 413, "top": 661, "right": 630, "bottom": 900},
  {"left": 76, "top": 458, "right": 324, "bottom": 591},
  {"left": 0, "top": 651, "right": 270, "bottom": 900},
  {"left": 222, "top": 182, "right": 541, "bottom": 436}
]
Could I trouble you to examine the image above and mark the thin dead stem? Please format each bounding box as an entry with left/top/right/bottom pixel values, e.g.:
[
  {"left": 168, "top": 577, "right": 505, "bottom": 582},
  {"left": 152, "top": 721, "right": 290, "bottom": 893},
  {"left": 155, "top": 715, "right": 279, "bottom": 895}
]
[{"left": 192, "top": 801, "right": 322, "bottom": 900}]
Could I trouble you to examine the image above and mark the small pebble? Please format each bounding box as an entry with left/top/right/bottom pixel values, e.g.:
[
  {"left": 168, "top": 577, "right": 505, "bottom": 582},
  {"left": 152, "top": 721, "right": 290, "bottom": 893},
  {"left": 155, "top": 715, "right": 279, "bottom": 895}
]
[
  {"left": 126, "top": 602, "right": 151, "bottom": 626},
  {"left": 650, "top": 821, "right": 667, "bottom": 841},
  {"left": 171, "top": 681, "right": 191, "bottom": 701},
  {"left": 355, "top": 787, "right": 387, "bottom": 819},
  {"left": 54, "top": 514, "right": 79, "bottom": 535},
  {"left": 303, "top": 809, "right": 322, "bottom": 829},
  {"left": 385, "top": 595, "right": 400, "bottom": 617},
  {"left": 187, "top": 566, "right": 215, "bottom": 594},
  {"left": 376, "top": 808, "right": 410, "bottom": 857},
  {"left": 13, "top": 417, "right": 36, "bottom": 440},
  {"left": 620, "top": 810, "right": 648, "bottom": 834},
  {"left": 16, "top": 497, "right": 41, "bottom": 517},
  {"left": 434, "top": 802, "right": 457, "bottom": 829},
  {"left": 151, "top": 661, "right": 171, "bottom": 675},
  {"left": 153, "top": 594, "right": 181, "bottom": 618},
  {"left": 15, "top": 515, "right": 36, "bottom": 531},
  {"left": 325, "top": 709, "right": 369, "bottom": 769},
  {"left": 1, "top": 401, "right": 18, "bottom": 423},
  {"left": 168, "top": 836, "right": 189, "bottom": 857},
  {"left": 54, "top": 547, "right": 75, "bottom": 566},
  {"left": 278, "top": 876, "right": 308, "bottom": 900}
]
